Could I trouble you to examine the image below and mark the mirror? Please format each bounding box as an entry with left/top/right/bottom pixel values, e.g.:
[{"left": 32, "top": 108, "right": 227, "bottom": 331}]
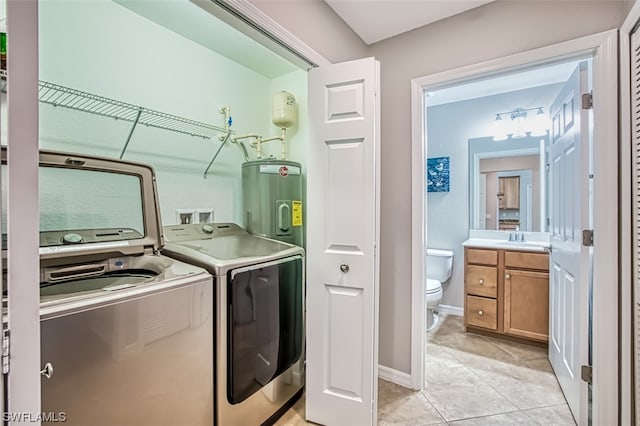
[{"left": 469, "top": 135, "right": 548, "bottom": 232}]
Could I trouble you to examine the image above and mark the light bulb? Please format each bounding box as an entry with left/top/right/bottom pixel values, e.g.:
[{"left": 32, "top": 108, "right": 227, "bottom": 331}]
[
  {"left": 530, "top": 107, "right": 549, "bottom": 137},
  {"left": 491, "top": 114, "right": 508, "bottom": 141},
  {"left": 511, "top": 109, "right": 527, "bottom": 138}
]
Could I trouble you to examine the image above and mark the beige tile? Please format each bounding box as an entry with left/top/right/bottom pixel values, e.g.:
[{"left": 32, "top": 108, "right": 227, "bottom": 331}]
[
  {"left": 377, "top": 379, "right": 445, "bottom": 425},
  {"left": 439, "top": 332, "right": 519, "bottom": 366},
  {"left": 466, "top": 357, "right": 567, "bottom": 410},
  {"left": 423, "top": 364, "right": 518, "bottom": 421},
  {"left": 524, "top": 404, "right": 577, "bottom": 425},
  {"left": 428, "top": 315, "right": 466, "bottom": 345},
  {"left": 449, "top": 411, "right": 538, "bottom": 425},
  {"left": 378, "top": 392, "right": 446, "bottom": 425},
  {"left": 425, "top": 341, "right": 466, "bottom": 374},
  {"left": 273, "top": 393, "right": 310, "bottom": 426},
  {"left": 489, "top": 338, "right": 548, "bottom": 362}
]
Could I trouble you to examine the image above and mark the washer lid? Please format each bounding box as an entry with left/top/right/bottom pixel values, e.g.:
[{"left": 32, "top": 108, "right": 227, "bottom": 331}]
[
  {"left": 13, "top": 148, "right": 164, "bottom": 262},
  {"left": 426, "top": 278, "right": 441, "bottom": 293}
]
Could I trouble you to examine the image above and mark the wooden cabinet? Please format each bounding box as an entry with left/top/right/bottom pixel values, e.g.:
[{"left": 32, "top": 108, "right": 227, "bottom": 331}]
[
  {"left": 464, "top": 246, "right": 549, "bottom": 344},
  {"left": 498, "top": 176, "right": 520, "bottom": 209},
  {"left": 504, "top": 269, "right": 549, "bottom": 341}
]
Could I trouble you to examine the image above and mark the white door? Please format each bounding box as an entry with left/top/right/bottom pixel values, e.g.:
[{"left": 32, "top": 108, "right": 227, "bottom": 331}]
[
  {"left": 548, "top": 61, "right": 590, "bottom": 425},
  {"left": 306, "top": 57, "right": 380, "bottom": 426}
]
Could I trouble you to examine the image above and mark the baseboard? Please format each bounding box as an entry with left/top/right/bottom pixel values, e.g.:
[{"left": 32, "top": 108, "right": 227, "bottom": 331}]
[
  {"left": 437, "top": 304, "right": 464, "bottom": 316},
  {"left": 378, "top": 365, "right": 414, "bottom": 389}
]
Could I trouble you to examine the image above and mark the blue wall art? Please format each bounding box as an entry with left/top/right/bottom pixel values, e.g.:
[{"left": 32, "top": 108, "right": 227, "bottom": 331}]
[{"left": 427, "top": 156, "right": 450, "bottom": 192}]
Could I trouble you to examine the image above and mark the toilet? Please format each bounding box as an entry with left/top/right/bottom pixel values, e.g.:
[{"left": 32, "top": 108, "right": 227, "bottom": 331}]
[{"left": 426, "top": 248, "right": 454, "bottom": 331}]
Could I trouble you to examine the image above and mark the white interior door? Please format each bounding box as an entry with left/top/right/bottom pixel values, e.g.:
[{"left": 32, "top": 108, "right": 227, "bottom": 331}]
[
  {"left": 548, "top": 61, "right": 590, "bottom": 425},
  {"left": 306, "top": 57, "right": 380, "bottom": 426}
]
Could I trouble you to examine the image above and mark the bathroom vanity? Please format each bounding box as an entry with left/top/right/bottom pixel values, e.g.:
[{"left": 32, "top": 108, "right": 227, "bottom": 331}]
[{"left": 462, "top": 236, "right": 550, "bottom": 345}]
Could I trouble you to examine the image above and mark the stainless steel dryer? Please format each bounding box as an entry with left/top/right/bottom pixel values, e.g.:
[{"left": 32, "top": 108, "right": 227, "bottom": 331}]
[
  {"left": 5, "top": 149, "right": 214, "bottom": 425},
  {"left": 162, "top": 223, "right": 305, "bottom": 426}
]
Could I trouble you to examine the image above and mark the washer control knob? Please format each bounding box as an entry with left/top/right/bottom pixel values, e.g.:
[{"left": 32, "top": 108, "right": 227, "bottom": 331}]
[
  {"left": 202, "top": 225, "right": 214, "bottom": 234},
  {"left": 62, "top": 233, "right": 83, "bottom": 244}
]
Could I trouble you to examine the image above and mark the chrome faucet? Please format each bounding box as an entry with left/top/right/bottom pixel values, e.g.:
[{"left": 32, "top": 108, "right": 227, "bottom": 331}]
[{"left": 508, "top": 227, "right": 526, "bottom": 242}]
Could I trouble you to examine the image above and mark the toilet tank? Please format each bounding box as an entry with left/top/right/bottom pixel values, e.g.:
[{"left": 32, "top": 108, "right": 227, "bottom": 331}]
[{"left": 426, "top": 248, "right": 454, "bottom": 283}]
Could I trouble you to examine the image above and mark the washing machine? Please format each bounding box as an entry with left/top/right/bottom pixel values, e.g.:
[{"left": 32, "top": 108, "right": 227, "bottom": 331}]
[
  {"left": 162, "top": 222, "right": 305, "bottom": 426},
  {"left": 6, "top": 149, "right": 214, "bottom": 425}
]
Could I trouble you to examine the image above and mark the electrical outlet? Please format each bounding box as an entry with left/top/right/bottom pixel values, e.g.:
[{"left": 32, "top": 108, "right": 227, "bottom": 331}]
[
  {"left": 196, "top": 209, "right": 214, "bottom": 224},
  {"left": 175, "top": 209, "right": 195, "bottom": 225}
]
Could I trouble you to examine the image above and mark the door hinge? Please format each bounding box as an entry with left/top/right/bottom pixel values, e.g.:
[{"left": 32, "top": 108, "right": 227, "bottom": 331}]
[
  {"left": 582, "top": 229, "right": 594, "bottom": 247},
  {"left": 581, "top": 364, "right": 592, "bottom": 384},
  {"left": 2, "top": 328, "right": 9, "bottom": 374},
  {"left": 581, "top": 92, "right": 593, "bottom": 110}
]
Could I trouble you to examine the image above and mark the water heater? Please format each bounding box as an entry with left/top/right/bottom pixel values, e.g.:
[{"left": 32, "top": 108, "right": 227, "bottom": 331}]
[{"left": 242, "top": 159, "right": 303, "bottom": 247}]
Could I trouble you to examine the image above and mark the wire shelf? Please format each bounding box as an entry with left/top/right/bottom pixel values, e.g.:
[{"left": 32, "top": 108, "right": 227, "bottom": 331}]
[{"left": 38, "top": 80, "right": 232, "bottom": 141}]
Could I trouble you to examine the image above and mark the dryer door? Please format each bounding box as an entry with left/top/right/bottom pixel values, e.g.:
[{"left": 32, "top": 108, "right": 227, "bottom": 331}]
[{"left": 227, "top": 255, "right": 303, "bottom": 404}]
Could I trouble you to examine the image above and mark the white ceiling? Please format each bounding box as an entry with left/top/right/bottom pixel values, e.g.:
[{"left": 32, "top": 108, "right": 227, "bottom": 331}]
[
  {"left": 427, "top": 61, "right": 581, "bottom": 107},
  {"left": 324, "top": 0, "right": 495, "bottom": 45}
]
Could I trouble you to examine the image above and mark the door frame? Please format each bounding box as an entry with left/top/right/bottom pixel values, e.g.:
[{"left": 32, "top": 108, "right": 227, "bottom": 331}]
[
  {"left": 410, "top": 29, "right": 618, "bottom": 425},
  {"left": 618, "top": 5, "right": 640, "bottom": 424},
  {"left": 6, "top": 0, "right": 43, "bottom": 418}
]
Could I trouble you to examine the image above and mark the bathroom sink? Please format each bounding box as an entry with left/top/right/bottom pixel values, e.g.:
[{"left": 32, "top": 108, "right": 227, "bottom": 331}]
[{"left": 462, "top": 238, "right": 550, "bottom": 252}]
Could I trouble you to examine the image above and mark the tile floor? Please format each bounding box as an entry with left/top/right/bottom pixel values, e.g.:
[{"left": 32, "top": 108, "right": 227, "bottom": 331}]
[{"left": 274, "top": 314, "right": 576, "bottom": 425}]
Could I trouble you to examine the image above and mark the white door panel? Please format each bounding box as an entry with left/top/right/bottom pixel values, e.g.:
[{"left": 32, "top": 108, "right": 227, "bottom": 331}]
[
  {"left": 548, "top": 61, "right": 590, "bottom": 425},
  {"left": 306, "top": 57, "right": 380, "bottom": 426}
]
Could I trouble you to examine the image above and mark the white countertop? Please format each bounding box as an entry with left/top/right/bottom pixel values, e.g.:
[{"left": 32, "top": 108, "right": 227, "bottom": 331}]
[
  {"left": 463, "top": 230, "right": 551, "bottom": 252},
  {"left": 462, "top": 238, "right": 550, "bottom": 252}
]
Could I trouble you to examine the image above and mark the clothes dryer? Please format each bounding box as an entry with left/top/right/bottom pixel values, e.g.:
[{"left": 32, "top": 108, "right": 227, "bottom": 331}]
[
  {"left": 162, "top": 223, "right": 305, "bottom": 426},
  {"left": 4, "top": 149, "right": 214, "bottom": 426}
]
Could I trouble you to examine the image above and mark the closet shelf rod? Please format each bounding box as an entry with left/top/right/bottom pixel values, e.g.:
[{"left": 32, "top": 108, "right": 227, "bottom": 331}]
[{"left": 37, "top": 80, "right": 234, "bottom": 157}]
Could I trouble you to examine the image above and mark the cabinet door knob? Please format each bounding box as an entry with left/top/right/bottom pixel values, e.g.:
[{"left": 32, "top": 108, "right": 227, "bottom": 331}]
[
  {"left": 505, "top": 273, "right": 511, "bottom": 279},
  {"left": 479, "top": 278, "right": 484, "bottom": 284},
  {"left": 340, "top": 263, "right": 350, "bottom": 273},
  {"left": 478, "top": 310, "right": 484, "bottom": 316}
]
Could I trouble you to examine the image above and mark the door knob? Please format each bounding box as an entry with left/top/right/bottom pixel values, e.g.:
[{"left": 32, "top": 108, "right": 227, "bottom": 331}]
[
  {"left": 40, "top": 362, "right": 54, "bottom": 379},
  {"left": 340, "top": 264, "right": 350, "bottom": 273},
  {"left": 478, "top": 310, "right": 484, "bottom": 316}
]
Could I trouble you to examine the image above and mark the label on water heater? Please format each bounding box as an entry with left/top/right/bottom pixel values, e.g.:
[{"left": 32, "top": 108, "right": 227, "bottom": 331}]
[
  {"left": 292, "top": 201, "right": 303, "bottom": 227},
  {"left": 259, "top": 164, "right": 301, "bottom": 176}
]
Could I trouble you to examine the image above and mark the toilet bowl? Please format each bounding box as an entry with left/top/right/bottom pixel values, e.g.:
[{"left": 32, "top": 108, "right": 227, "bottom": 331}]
[
  {"left": 426, "top": 278, "right": 443, "bottom": 330},
  {"left": 425, "top": 248, "right": 454, "bottom": 332}
]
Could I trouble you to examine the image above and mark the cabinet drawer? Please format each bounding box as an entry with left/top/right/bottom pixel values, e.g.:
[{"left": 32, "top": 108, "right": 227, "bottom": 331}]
[
  {"left": 505, "top": 251, "right": 549, "bottom": 271},
  {"left": 466, "top": 248, "right": 498, "bottom": 266},
  {"left": 465, "top": 265, "right": 497, "bottom": 298},
  {"left": 466, "top": 296, "right": 497, "bottom": 330}
]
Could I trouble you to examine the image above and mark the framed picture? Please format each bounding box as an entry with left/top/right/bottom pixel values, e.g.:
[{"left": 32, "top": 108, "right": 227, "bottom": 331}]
[{"left": 427, "top": 156, "right": 450, "bottom": 192}]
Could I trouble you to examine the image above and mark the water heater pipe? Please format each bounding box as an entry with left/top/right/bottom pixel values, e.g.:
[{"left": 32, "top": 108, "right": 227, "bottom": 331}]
[{"left": 251, "top": 129, "right": 287, "bottom": 160}]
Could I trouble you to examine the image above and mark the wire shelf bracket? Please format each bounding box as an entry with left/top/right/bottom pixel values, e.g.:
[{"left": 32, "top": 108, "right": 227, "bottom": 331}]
[{"left": 37, "top": 80, "right": 233, "bottom": 159}]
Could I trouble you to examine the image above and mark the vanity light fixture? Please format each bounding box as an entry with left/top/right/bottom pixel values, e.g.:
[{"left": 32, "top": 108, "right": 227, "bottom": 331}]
[{"left": 491, "top": 106, "right": 549, "bottom": 141}]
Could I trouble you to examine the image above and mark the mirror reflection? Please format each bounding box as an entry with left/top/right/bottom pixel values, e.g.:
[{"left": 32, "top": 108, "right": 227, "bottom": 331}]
[{"left": 469, "top": 135, "right": 548, "bottom": 232}]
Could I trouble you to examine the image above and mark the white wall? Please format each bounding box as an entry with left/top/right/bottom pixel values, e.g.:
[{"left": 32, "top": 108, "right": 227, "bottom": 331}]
[{"left": 38, "top": 0, "right": 280, "bottom": 226}]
